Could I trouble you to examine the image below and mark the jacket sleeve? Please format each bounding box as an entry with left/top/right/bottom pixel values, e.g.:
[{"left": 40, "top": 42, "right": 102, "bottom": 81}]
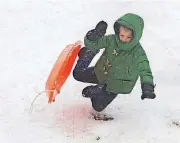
[
  {"left": 136, "top": 46, "right": 154, "bottom": 84},
  {"left": 84, "top": 34, "right": 112, "bottom": 51}
]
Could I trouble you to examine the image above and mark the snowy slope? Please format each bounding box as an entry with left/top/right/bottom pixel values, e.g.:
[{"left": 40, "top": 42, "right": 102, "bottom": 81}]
[{"left": 1, "top": 0, "right": 180, "bottom": 143}]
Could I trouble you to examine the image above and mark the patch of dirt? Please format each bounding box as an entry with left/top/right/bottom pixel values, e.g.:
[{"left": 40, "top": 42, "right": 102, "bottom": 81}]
[{"left": 172, "top": 120, "right": 180, "bottom": 127}]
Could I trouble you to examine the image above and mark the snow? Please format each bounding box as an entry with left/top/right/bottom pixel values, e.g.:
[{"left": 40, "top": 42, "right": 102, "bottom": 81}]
[{"left": 1, "top": 0, "right": 180, "bottom": 143}]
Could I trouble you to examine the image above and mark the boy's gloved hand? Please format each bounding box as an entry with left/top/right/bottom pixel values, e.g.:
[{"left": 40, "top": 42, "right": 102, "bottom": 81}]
[
  {"left": 86, "top": 21, "right": 108, "bottom": 41},
  {"left": 141, "top": 83, "right": 156, "bottom": 100},
  {"left": 95, "top": 21, "right": 108, "bottom": 36}
]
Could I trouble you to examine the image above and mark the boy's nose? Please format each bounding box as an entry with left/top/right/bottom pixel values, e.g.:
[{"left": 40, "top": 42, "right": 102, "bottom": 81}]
[{"left": 121, "top": 37, "right": 127, "bottom": 42}]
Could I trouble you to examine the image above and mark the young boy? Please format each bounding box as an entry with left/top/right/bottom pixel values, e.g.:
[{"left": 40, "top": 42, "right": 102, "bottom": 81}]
[{"left": 73, "top": 13, "right": 156, "bottom": 112}]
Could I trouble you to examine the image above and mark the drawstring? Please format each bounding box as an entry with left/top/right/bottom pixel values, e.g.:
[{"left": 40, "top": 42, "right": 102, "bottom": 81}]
[{"left": 29, "top": 90, "right": 56, "bottom": 114}]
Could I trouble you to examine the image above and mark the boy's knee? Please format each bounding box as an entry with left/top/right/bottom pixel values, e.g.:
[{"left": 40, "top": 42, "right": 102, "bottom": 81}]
[
  {"left": 73, "top": 70, "right": 82, "bottom": 81},
  {"left": 73, "top": 69, "right": 86, "bottom": 83}
]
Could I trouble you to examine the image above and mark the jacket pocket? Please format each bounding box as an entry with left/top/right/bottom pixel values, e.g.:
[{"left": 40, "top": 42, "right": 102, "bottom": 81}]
[
  {"left": 113, "top": 66, "right": 138, "bottom": 81},
  {"left": 106, "top": 78, "right": 135, "bottom": 94}
]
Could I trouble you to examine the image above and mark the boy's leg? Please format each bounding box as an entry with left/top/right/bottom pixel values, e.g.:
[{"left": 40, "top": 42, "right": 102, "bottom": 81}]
[
  {"left": 73, "top": 67, "right": 99, "bottom": 84},
  {"left": 73, "top": 47, "right": 99, "bottom": 84},
  {"left": 90, "top": 85, "right": 117, "bottom": 112}
]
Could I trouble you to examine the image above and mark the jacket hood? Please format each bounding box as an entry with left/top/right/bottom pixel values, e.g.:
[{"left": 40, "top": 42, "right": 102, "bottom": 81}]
[{"left": 114, "top": 13, "right": 144, "bottom": 51}]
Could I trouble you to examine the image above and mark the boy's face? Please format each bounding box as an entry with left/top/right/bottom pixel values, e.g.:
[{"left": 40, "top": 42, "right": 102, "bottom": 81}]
[{"left": 119, "top": 26, "right": 133, "bottom": 43}]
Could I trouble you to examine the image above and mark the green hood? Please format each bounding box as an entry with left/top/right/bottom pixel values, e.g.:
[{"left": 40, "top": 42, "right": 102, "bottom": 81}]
[{"left": 114, "top": 13, "right": 144, "bottom": 51}]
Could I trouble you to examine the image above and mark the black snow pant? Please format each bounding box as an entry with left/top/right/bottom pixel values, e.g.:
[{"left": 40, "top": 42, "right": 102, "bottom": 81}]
[{"left": 73, "top": 65, "right": 117, "bottom": 112}]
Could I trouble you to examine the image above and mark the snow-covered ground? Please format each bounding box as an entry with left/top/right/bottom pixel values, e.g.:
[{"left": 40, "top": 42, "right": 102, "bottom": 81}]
[{"left": 1, "top": 0, "right": 180, "bottom": 143}]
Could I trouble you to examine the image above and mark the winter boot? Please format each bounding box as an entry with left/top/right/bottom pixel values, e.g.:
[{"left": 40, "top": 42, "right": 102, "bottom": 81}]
[
  {"left": 73, "top": 47, "right": 99, "bottom": 73},
  {"left": 82, "top": 84, "right": 105, "bottom": 98}
]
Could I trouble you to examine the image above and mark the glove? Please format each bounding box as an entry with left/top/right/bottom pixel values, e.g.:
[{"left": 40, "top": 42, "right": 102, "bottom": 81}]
[
  {"left": 141, "top": 83, "right": 156, "bottom": 100},
  {"left": 86, "top": 21, "right": 107, "bottom": 41},
  {"left": 95, "top": 20, "right": 107, "bottom": 36}
]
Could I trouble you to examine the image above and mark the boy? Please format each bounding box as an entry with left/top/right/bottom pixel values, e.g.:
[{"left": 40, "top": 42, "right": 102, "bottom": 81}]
[{"left": 73, "top": 13, "right": 156, "bottom": 112}]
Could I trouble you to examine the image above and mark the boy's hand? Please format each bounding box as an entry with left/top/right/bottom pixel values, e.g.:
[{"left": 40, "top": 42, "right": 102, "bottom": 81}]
[
  {"left": 95, "top": 21, "right": 108, "bottom": 37},
  {"left": 86, "top": 21, "right": 107, "bottom": 41},
  {"left": 141, "top": 91, "right": 156, "bottom": 100},
  {"left": 141, "top": 83, "right": 156, "bottom": 100}
]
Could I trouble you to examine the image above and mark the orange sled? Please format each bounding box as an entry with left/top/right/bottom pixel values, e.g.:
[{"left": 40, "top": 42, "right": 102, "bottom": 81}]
[{"left": 45, "top": 41, "right": 82, "bottom": 103}]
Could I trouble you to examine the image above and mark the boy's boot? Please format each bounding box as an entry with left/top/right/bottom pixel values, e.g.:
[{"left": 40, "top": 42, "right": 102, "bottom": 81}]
[
  {"left": 82, "top": 84, "right": 105, "bottom": 98},
  {"left": 73, "top": 47, "right": 99, "bottom": 73}
]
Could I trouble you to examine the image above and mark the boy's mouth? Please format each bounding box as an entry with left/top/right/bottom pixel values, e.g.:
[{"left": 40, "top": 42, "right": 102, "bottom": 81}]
[{"left": 119, "top": 39, "right": 129, "bottom": 44}]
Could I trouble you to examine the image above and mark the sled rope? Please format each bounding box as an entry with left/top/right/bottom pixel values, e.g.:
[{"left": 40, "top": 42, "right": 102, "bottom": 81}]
[{"left": 29, "top": 90, "right": 56, "bottom": 114}]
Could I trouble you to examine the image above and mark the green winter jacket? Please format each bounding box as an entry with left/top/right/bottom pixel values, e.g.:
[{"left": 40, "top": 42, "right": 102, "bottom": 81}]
[{"left": 84, "top": 13, "right": 154, "bottom": 94}]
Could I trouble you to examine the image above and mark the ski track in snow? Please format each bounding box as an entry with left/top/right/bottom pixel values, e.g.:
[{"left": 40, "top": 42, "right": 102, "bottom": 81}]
[{"left": 0, "top": 0, "right": 180, "bottom": 143}]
